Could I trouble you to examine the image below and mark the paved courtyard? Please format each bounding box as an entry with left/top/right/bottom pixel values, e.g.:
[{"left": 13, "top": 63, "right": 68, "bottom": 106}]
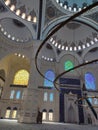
[{"left": 0, "top": 119, "right": 98, "bottom": 130}]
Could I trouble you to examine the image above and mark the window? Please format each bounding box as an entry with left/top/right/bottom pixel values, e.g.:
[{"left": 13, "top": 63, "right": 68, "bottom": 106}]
[
  {"left": 85, "top": 72, "right": 96, "bottom": 90},
  {"left": 21, "top": 92, "right": 24, "bottom": 99},
  {"left": 88, "top": 97, "right": 92, "bottom": 104},
  {"left": 49, "top": 109, "right": 53, "bottom": 121},
  {"left": 94, "top": 98, "right": 98, "bottom": 105},
  {"left": 44, "top": 70, "right": 55, "bottom": 87},
  {"left": 10, "top": 90, "right": 15, "bottom": 99},
  {"left": 50, "top": 93, "right": 54, "bottom": 102},
  {"left": 5, "top": 107, "right": 11, "bottom": 118},
  {"left": 12, "top": 107, "right": 17, "bottom": 118},
  {"left": 13, "top": 69, "right": 29, "bottom": 85},
  {"left": 44, "top": 92, "right": 48, "bottom": 101},
  {"left": 64, "top": 60, "right": 74, "bottom": 71},
  {"left": 16, "top": 90, "right": 21, "bottom": 99},
  {"left": 42, "top": 109, "right": 47, "bottom": 120}
]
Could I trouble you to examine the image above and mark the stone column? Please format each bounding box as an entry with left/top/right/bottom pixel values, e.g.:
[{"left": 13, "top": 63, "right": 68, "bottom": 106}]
[{"left": 18, "top": 41, "right": 42, "bottom": 123}]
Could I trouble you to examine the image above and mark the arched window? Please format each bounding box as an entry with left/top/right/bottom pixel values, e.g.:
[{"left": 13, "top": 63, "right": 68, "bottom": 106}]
[
  {"left": 85, "top": 72, "right": 96, "bottom": 90},
  {"left": 16, "top": 90, "right": 21, "bottom": 99},
  {"left": 13, "top": 69, "right": 29, "bottom": 85},
  {"left": 64, "top": 60, "right": 74, "bottom": 71},
  {"left": 42, "top": 109, "right": 47, "bottom": 120},
  {"left": 44, "top": 70, "right": 55, "bottom": 87},
  {"left": 10, "top": 90, "right": 15, "bottom": 99},
  {"left": 49, "top": 109, "right": 53, "bottom": 121},
  {"left": 5, "top": 107, "right": 11, "bottom": 118},
  {"left": 12, "top": 107, "right": 17, "bottom": 119}
]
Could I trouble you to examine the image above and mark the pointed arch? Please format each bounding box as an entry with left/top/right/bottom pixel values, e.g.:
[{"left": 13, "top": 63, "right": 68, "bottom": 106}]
[
  {"left": 44, "top": 70, "right": 55, "bottom": 87},
  {"left": 85, "top": 72, "right": 96, "bottom": 90}
]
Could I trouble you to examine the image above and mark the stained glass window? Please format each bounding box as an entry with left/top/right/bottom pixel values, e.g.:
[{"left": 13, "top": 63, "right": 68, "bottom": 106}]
[
  {"left": 13, "top": 70, "right": 29, "bottom": 85},
  {"left": 44, "top": 92, "right": 48, "bottom": 101},
  {"left": 16, "top": 90, "right": 21, "bottom": 99},
  {"left": 88, "top": 97, "right": 92, "bottom": 104},
  {"left": 64, "top": 60, "right": 74, "bottom": 71},
  {"left": 10, "top": 90, "right": 15, "bottom": 99},
  {"left": 50, "top": 93, "right": 54, "bottom": 102},
  {"left": 85, "top": 72, "right": 96, "bottom": 90},
  {"left": 44, "top": 70, "right": 55, "bottom": 87},
  {"left": 94, "top": 98, "right": 98, "bottom": 105}
]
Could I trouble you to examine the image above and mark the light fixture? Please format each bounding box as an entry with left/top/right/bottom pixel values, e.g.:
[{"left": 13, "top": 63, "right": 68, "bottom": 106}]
[
  {"left": 14, "top": 53, "right": 17, "bottom": 56},
  {"left": 50, "top": 37, "right": 53, "bottom": 42},
  {"left": 27, "top": 15, "right": 32, "bottom": 21},
  {"left": 78, "top": 7, "right": 81, "bottom": 11},
  {"left": 94, "top": 37, "right": 98, "bottom": 42},
  {"left": 4, "top": 31, "right": 7, "bottom": 35},
  {"left": 8, "top": 34, "right": 11, "bottom": 38},
  {"left": 21, "top": 13, "right": 26, "bottom": 19},
  {"left": 22, "top": 55, "right": 25, "bottom": 58},
  {"left": 86, "top": 43, "right": 90, "bottom": 47},
  {"left": 1, "top": 28, "right": 4, "bottom": 32},
  {"left": 16, "top": 39, "right": 19, "bottom": 42},
  {"left": 50, "top": 58, "right": 53, "bottom": 61},
  {"left": 47, "top": 58, "right": 49, "bottom": 61},
  {"left": 12, "top": 37, "right": 15, "bottom": 40},
  {"left": 52, "top": 40, "right": 55, "bottom": 45},
  {"left": 55, "top": 42, "right": 58, "bottom": 47},
  {"left": 82, "top": 44, "right": 86, "bottom": 49},
  {"left": 60, "top": 3, "right": 63, "bottom": 7},
  {"left": 18, "top": 54, "right": 21, "bottom": 57},
  {"left": 33, "top": 17, "right": 37, "bottom": 23},
  {"left": 44, "top": 57, "right": 47, "bottom": 60},
  {"left": 42, "top": 56, "right": 44, "bottom": 58},
  {"left": 56, "top": 0, "right": 59, "bottom": 3},
  {"left": 61, "top": 45, "right": 65, "bottom": 50},
  {"left": 5, "top": 0, "right": 10, "bottom": 6},
  {"left": 16, "top": 9, "right": 21, "bottom": 16},
  {"left": 69, "top": 7, "right": 72, "bottom": 11},
  {"left": 78, "top": 46, "right": 81, "bottom": 50},
  {"left": 58, "top": 44, "right": 61, "bottom": 49},
  {"left": 91, "top": 40, "right": 94, "bottom": 45},
  {"left": 73, "top": 8, "right": 77, "bottom": 12},
  {"left": 74, "top": 46, "right": 77, "bottom": 51},
  {"left": 70, "top": 47, "right": 72, "bottom": 51},
  {"left": 10, "top": 5, "right": 15, "bottom": 11},
  {"left": 64, "top": 5, "right": 67, "bottom": 9},
  {"left": 65, "top": 46, "right": 68, "bottom": 51}
]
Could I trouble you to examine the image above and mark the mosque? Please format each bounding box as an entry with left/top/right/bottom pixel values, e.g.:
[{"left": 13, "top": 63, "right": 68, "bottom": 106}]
[{"left": 0, "top": 0, "right": 98, "bottom": 126}]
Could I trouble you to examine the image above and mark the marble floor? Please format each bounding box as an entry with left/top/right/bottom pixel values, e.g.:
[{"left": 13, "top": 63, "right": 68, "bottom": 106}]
[{"left": 0, "top": 119, "right": 98, "bottom": 130}]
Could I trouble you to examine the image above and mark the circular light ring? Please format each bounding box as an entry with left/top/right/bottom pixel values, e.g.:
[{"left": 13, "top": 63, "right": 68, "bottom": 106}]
[
  {"left": 0, "top": 23, "right": 28, "bottom": 43},
  {"left": 4, "top": 0, "right": 37, "bottom": 23},
  {"left": 42, "top": 56, "right": 54, "bottom": 62},
  {"left": 35, "top": 3, "right": 98, "bottom": 92},
  {"left": 49, "top": 35, "right": 98, "bottom": 52},
  {"left": 55, "top": 0, "right": 98, "bottom": 13}
]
